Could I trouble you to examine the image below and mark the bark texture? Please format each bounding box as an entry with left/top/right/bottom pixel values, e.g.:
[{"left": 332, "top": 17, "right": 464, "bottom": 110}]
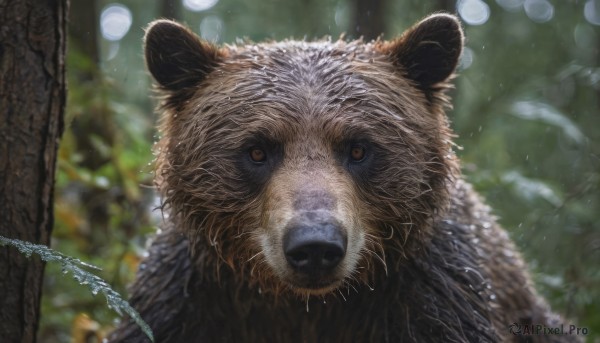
[
  {"left": 351, "top": 0, "right": 385, "bottom": 41},
  {"left": 160, "top": 0, "right": 181, "bottom": 21},
  {"left": 0, "top": 0, "right": 67, "bottom": 341}
]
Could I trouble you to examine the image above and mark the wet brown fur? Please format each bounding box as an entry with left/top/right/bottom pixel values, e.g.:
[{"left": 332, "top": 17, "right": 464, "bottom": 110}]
[{"left": 109, "top": 14, "right": 580, "bottom": 343}]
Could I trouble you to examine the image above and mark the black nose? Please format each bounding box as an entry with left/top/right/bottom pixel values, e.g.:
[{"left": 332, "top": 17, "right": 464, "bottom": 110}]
[{"left": 283, "top": 223, "right": 347, "bottom": 274}]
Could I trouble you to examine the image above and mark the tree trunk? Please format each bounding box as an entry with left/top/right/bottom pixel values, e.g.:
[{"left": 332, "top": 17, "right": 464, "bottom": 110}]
[
  {"left": 160, "top": 0, "right": 181, "bottom": 21},
  {"left": 437, "top": 0, "right": 456, "bottom": 13},
  {"left": 351, "top": 0, "right": 386, "bottom": 41},
  {"left": 70, "top": 0, "right": 98, "bottom": 75},
  {"left": 0, "top": 0, "right": 68, "bottom": 342}
]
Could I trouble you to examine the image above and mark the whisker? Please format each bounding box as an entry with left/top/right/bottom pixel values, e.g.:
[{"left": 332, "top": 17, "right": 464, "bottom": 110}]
[
  {"left": 246, "top": 251, "right": 263, "bottom": 263},
  {"left": 306, "top": 294, "right": 310, "bottom": 313},
  {"left": 364, "top": 247, "right": 388, "bottom": 276},
  {"left": 385, "top": 224, "right": 394, "bottom": 240},
  {"left": 346, "top": 281, "right": 358, "bottom": 294}
]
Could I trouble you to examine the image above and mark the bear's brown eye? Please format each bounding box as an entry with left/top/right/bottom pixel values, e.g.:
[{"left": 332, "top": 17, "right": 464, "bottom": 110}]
[
  {"left": 249, "top": 147, "right": 266, "bottom": 163},
  {"left": 350, "top": 145, "right": 365, "bottom": 162}
]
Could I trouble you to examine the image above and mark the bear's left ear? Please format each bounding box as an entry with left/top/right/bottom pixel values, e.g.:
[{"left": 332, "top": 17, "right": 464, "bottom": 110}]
[{"left": 381, "top": 13, "right": 463, "bottom": 90}]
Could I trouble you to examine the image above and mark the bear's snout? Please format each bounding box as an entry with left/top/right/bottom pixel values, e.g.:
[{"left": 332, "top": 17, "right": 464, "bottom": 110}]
[
  {"left": 260, "top": 184, "right": 360, "bottom": 293},
  {"left": 283, "top": 221, "right": 347, "bottom": 275}
]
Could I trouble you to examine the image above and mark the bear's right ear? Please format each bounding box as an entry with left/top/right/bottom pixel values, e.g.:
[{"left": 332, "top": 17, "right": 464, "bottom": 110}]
[{"left": 144, "top": 20, "right": 223, "bottom": 91}]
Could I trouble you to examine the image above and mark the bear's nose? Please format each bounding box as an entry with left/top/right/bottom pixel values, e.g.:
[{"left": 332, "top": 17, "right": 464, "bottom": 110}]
[{"left": 283, "top": 223, "right": 346, "bottom": 274}]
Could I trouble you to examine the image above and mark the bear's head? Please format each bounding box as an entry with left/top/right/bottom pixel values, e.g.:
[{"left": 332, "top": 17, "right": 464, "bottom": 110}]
[{"left": 145, "top": 14, "right": 463, "bottom": 297}]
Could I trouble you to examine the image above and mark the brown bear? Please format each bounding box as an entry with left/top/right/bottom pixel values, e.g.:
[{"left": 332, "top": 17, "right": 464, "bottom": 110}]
[{"left": 108, "top": 14, "right": 579, "bottom": 343}]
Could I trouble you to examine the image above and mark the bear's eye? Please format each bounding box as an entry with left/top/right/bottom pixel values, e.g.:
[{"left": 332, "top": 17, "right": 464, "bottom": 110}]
[
  {"left": 249, "top": 147, "right": 267, "bottom": 163},
  {"left": 350, "top": 145, "right": 366, "bottom": 162}
]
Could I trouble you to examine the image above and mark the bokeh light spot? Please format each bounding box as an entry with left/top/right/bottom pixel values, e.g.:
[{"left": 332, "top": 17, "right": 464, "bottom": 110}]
[
  {"left": 496, "top": 0, "right": 525, "bottom": 12},
  {"left": 524, "top": 0, "right": 554, "bottom": 23},
  {"left": 100, "top": 4, "right": 132, "bottom": 41},
  {"left": 183, "top": 0, "right": 219, "bottom": 12},
  {"left": 457, "top": 0, "right": 491, "bottom": 26},
  {"left": 584, "top": 0, "right": 600, "bottom": 26},
  {"left": 200, "top": 16, "right": 224, "bottom": 42},
  {"left": 334, "top": 3, "right": 350, "bottom": 29},
  {"left": 574, "top": 23, "right": 597, "bottom": 49},
  {"left": 459, "top": 46, "right": 475, "bottom": 70}
]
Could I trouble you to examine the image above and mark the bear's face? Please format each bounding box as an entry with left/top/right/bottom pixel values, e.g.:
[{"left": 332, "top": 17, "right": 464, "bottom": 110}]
[{"left": 145, "top": 14, "right": 463, "bottom": 297}]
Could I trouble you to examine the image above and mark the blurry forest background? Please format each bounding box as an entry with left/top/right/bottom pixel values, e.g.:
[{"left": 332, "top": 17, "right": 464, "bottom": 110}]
[{"left": 41, "top": 0, "right": 599, "bottom": 341}]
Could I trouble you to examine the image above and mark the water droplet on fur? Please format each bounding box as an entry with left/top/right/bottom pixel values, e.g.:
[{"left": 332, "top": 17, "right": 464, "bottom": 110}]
[
  {"left": 258, "top": 287, "right": 262, "bottom": 294},
  {"left": 490, "top": 294, "right": 497, "bottom": 300}
]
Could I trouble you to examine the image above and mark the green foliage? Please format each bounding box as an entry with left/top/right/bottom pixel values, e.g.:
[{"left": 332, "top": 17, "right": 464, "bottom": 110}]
[
  {"left": 453, "top": 2, "right": 600, "bottom": 337},
  {"left": 40, "top": 17, "right": 156, "bottom": 341},
  {"left": 45, "top": 0, "right": 598, "bottom": 341},
  {"left": 0, "top": 237, "right": 154, "bottom": 342}
]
